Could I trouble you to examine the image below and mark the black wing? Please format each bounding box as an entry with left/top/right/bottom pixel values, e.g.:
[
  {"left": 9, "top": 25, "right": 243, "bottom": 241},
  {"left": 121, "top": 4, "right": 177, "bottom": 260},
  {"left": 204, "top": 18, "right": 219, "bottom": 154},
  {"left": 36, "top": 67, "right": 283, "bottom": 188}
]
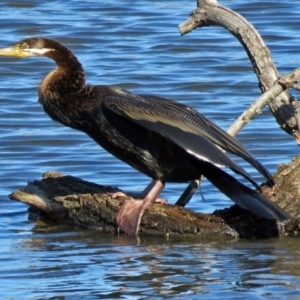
[
  {"left": 141, "top": 95, "right": 274, "bottom": 186},
  {"left": 103, "top": 93, "right": 261, "bottom": 188}
]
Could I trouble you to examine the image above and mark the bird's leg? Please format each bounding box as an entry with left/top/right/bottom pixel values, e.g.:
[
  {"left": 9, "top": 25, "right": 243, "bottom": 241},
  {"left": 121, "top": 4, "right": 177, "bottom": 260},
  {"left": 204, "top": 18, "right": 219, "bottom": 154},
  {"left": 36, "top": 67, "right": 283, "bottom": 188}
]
[
  {"left": 116, "top": 180, "right": 164, "bottom": 235},
  {"left": 175, "top": 179, "right": 200, "bottom": 207}
]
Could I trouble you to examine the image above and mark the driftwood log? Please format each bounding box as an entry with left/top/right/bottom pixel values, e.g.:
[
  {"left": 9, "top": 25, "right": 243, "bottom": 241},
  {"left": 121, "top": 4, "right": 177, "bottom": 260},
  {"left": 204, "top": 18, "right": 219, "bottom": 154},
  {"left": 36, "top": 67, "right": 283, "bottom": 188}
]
[{"left": 9, "top": 155, "right": 300, "bottom": 239}]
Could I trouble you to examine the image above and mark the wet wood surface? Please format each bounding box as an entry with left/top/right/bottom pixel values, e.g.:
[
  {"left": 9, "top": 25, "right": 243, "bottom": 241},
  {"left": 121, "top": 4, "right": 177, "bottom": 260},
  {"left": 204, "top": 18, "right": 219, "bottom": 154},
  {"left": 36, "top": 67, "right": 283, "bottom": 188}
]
[{"left": 9, "top": 155, "right": 300, "bottom": 238}]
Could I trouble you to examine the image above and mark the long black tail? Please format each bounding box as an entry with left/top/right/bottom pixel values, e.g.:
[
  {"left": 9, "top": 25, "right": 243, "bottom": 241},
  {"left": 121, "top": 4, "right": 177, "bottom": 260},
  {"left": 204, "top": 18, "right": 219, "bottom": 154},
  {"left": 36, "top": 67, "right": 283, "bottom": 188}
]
[{"left": 202, "top": 163, "right": 289, "bottom": 221}]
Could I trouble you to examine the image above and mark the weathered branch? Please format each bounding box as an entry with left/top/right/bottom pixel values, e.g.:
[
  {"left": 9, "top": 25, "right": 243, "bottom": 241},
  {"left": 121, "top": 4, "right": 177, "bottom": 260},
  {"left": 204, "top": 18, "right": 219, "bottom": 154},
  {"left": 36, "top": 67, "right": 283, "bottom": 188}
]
[
  {"left": 228, "top": 68, "right": 300, "bottom": 137},
  {"left": 179, "top": 0, "right": 298, "bottom": 135},
  {"left": 9, "top": 156, "right": 300, "bottom": 238}
]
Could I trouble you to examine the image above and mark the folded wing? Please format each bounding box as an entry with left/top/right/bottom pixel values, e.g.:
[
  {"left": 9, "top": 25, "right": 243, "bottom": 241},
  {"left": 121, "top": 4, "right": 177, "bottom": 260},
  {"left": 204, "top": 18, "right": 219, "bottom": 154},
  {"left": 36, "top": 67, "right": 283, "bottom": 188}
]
[{"left": 103, "top": 93, "right": 261, "bottom": 188}]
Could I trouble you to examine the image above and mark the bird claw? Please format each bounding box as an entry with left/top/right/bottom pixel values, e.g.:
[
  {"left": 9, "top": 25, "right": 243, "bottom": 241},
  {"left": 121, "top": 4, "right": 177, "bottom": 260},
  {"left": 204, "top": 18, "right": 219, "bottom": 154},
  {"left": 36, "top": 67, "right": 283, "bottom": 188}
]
[
  {"left": 110, "top": 191, "right": 167, "bottom": 204},
  {"left": 153, "top": 198, "right": 168, "bottom": 204},
  {"left": 110, "top": 191, "right": 129, "bottom": 199}
]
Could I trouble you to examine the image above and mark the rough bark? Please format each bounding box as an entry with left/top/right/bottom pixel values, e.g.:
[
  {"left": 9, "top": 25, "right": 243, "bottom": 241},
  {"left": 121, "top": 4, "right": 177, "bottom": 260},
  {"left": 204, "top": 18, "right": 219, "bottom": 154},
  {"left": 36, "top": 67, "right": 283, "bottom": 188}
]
[
  {"left": 9, "top": 156, "right": 300, "bottom": 239},
  {"left": 227, "top": 68, "right": 300, "bottom": 138},
  {"left": 179, "top": 0, "right": 300, "bottom": 135}
]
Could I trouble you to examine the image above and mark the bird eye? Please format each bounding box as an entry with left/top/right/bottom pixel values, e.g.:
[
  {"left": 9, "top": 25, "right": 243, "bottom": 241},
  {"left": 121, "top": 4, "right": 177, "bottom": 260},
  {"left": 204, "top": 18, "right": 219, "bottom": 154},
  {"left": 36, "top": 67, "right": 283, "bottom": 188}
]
[
  {"left": 16, "top": 42, "right": 28, "bottom": 50},
  {"left": 21, "top": 42, "right": 29, "bottom": 49}
]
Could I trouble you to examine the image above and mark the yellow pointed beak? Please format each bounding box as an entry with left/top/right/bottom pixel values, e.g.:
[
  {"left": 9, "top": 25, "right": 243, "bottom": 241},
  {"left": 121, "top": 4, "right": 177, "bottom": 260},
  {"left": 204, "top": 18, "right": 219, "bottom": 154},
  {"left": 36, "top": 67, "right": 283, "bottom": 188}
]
[{"left": 0, "top": 46, "right": 32, "bottom": 58}]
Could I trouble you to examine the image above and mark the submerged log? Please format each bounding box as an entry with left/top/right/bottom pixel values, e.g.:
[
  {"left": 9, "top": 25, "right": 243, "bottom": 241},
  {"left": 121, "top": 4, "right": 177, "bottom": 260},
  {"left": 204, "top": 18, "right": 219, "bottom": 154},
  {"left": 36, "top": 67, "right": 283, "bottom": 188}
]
[{"left": 9, "top": 156, "right": 300, "bottom": 239}]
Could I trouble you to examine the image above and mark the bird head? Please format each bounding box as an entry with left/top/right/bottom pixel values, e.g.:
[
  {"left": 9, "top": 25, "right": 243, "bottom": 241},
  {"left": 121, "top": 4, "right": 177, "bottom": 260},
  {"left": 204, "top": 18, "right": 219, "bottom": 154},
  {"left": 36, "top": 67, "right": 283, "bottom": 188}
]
[{"left": 0, "top": 37, "right": 54, "bottom": 58}]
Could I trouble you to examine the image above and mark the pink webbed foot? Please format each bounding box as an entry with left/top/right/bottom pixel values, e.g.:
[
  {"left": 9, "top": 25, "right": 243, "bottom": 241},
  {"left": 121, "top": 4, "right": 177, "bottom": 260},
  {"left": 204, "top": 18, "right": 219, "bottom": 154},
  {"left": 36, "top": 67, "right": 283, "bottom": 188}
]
[
  {"left": 115, "top": 180, "right": 165, "bottom": 235},
  {"left": 116, "top": 200, "right": 146, "bottom": 235}
]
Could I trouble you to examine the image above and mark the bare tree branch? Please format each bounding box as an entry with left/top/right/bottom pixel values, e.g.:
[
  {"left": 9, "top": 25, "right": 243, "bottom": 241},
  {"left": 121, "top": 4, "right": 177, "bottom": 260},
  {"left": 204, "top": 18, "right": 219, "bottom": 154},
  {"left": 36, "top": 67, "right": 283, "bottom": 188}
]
[
  {"left": 228, "top": 68, "right": 300, "bottom": 136},
  {"left": 179, "top": 0, "right": 298, "bottom": 135}
]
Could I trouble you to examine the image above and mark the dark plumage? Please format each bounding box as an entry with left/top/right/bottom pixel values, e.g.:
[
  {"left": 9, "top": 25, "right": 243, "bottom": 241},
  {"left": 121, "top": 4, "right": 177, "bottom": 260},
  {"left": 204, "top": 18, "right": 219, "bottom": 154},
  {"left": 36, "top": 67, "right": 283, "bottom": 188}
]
[{"left": 0, "top": 37, "right": 289, "bottom": 235}]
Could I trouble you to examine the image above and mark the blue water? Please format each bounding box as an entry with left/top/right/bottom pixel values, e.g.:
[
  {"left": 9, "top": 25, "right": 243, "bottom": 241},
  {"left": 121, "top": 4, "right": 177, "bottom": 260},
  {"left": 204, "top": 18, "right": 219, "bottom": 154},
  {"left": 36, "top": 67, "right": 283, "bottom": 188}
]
[{"left": 0, "top": 0, "right": 300, "bottom": 299}]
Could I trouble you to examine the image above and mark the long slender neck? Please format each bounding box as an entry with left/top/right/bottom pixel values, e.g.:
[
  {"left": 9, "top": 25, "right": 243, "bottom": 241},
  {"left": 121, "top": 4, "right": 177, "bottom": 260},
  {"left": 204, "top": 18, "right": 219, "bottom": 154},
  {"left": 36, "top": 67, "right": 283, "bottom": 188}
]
[
  {"left": 38, "top": 44, "right": 87, "bottom": 126},
  {"left": 39, "top": 46, "right": 85, "bottom": 99}
]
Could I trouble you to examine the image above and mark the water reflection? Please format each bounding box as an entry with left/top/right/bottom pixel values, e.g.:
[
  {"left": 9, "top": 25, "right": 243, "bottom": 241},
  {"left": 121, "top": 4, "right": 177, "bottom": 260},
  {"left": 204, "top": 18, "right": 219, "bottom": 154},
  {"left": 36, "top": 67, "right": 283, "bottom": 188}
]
[{"left": 3, "top": 224, "right": 300, "bottom": 298}]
